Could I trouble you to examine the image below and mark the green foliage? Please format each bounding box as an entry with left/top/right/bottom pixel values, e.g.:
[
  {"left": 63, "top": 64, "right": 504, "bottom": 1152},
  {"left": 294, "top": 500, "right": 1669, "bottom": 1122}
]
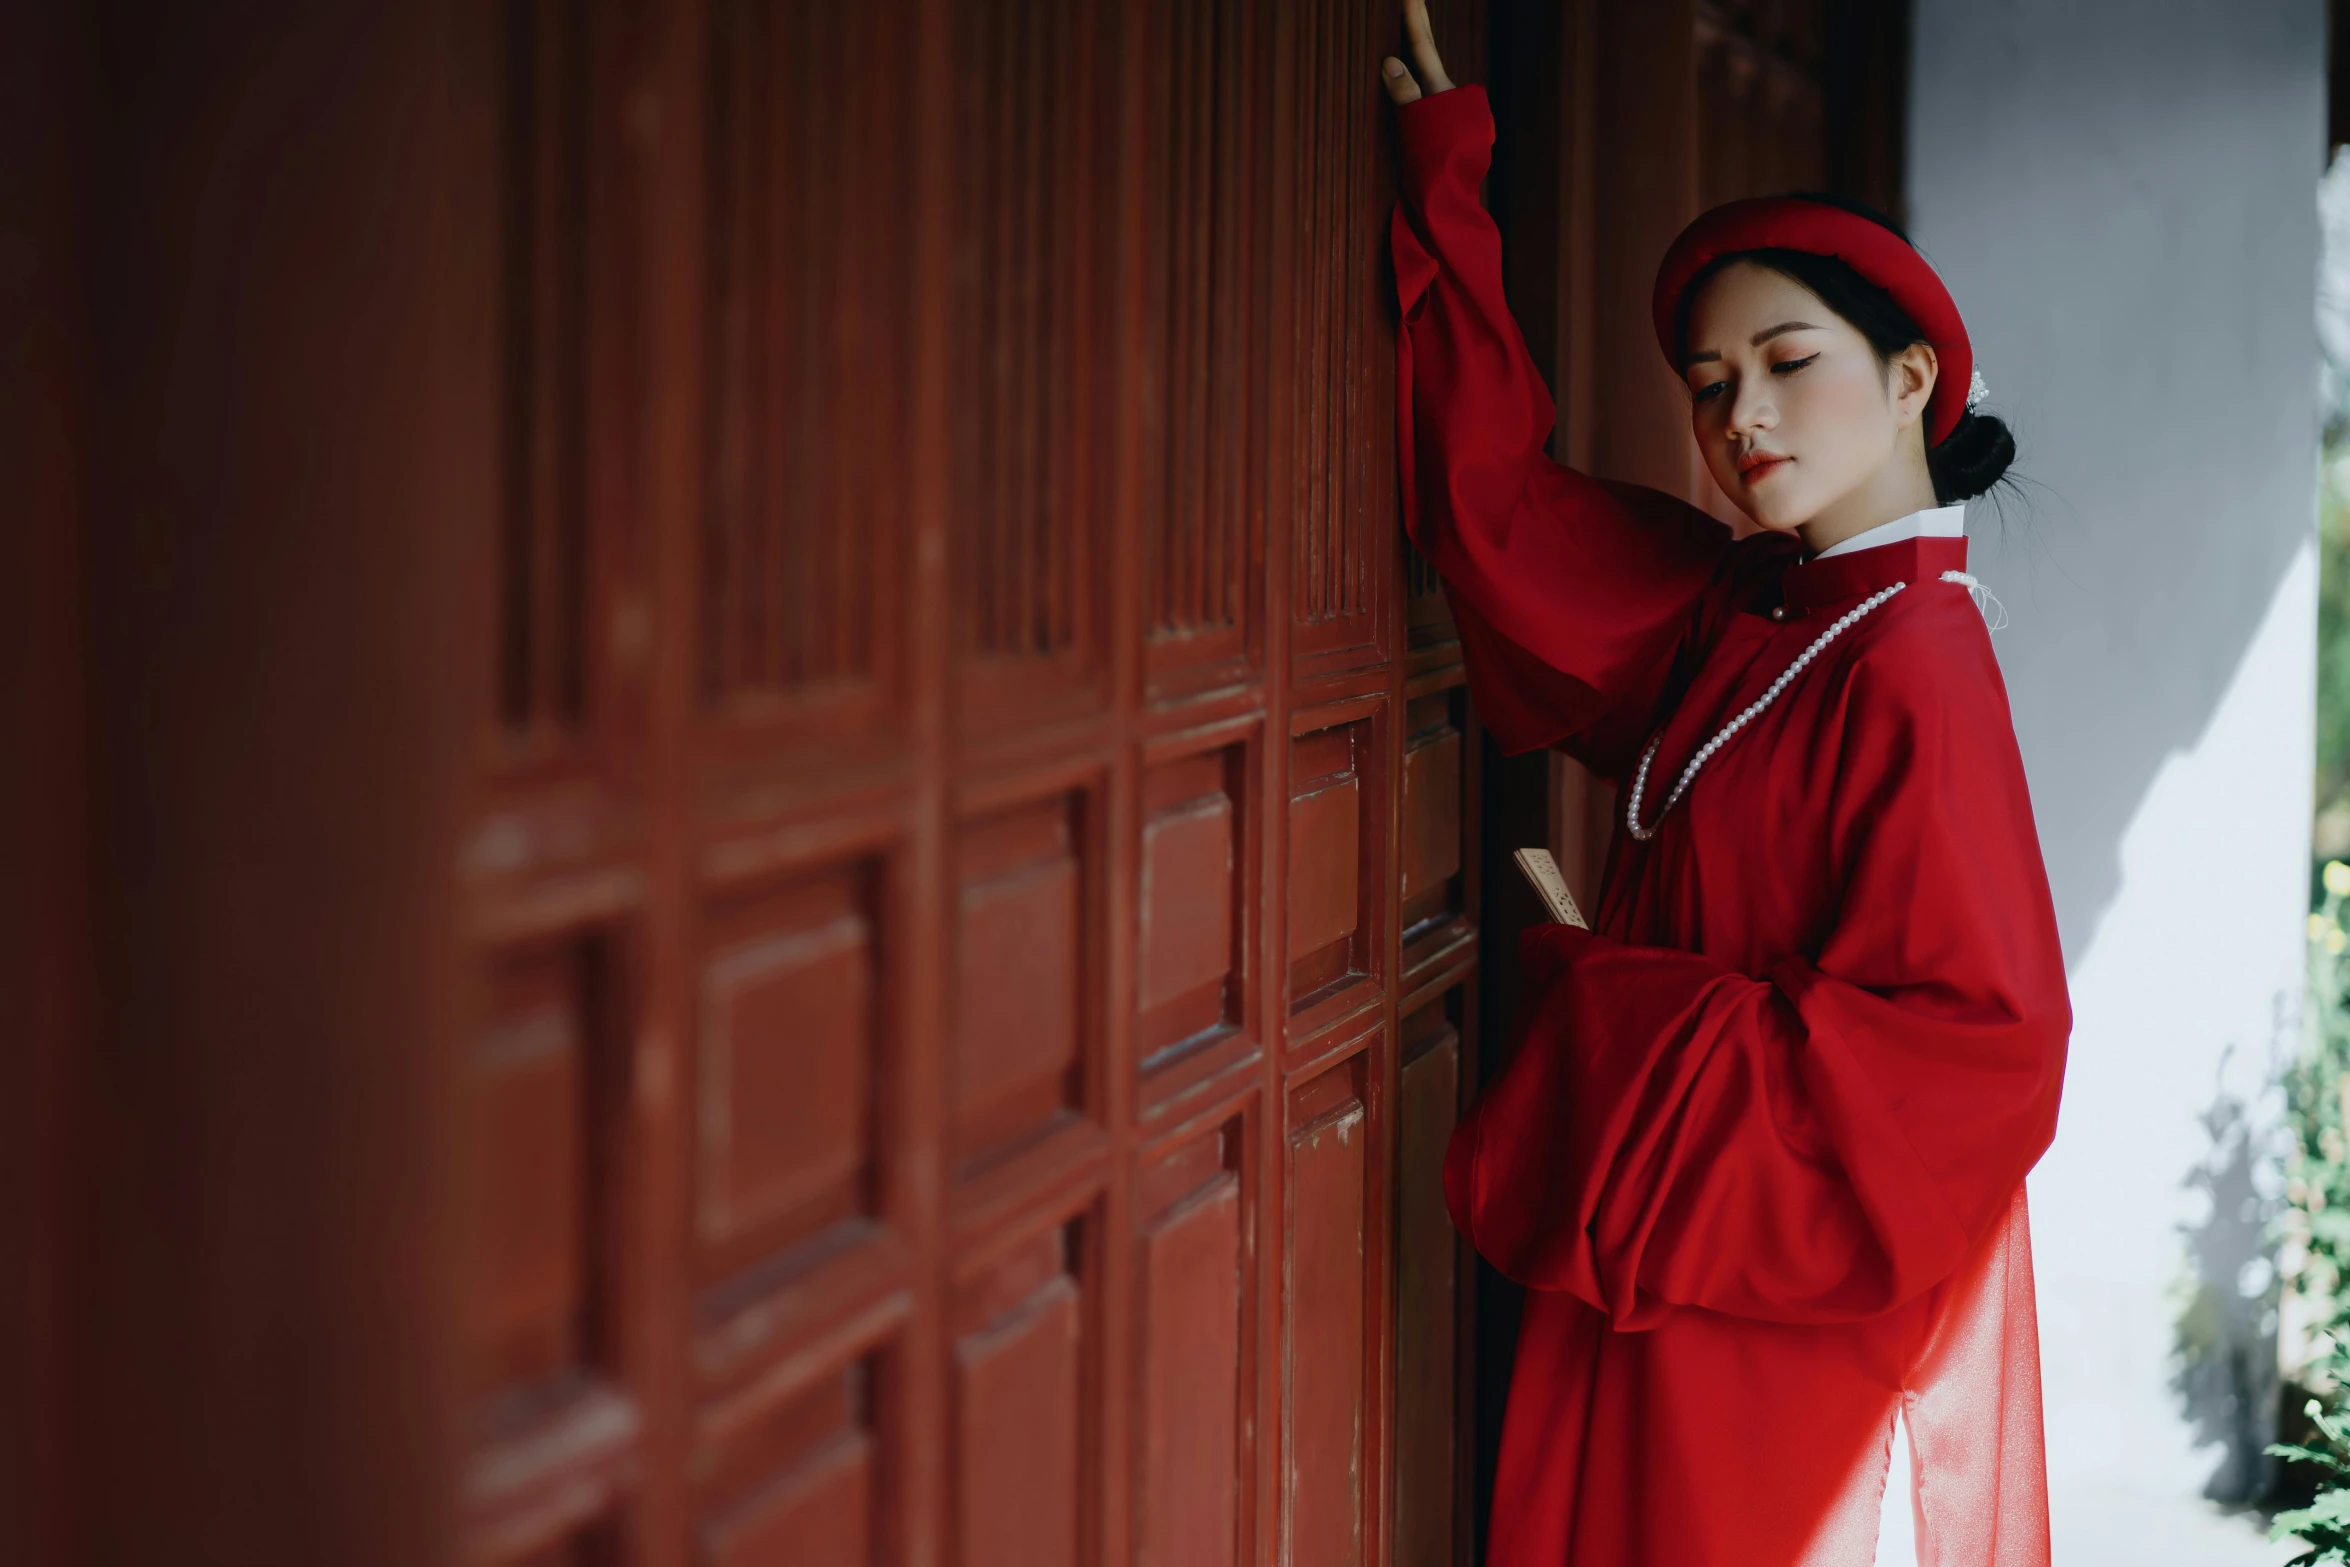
[
  {"left": 2281, "top": 148, "right": 2350, "bottom": 1561},
  {"left": 2269, "top": 868, "right": 2350, "bottom": 1557},
  {"left": 2273, "top": 1396, "right": 2350, "bottom": 1563},
  {"left": 2284, "top": 873, "right": 2350, "bottom": 1300},
  {"left": 2313, "top": 461, "right": 2350, "bottom": 861}
]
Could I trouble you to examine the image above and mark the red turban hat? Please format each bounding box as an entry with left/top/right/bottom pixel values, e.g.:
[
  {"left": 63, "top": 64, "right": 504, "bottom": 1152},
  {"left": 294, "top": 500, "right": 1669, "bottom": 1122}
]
[{"left": 1651, "top": 197, "right": 1975, "bottom": 447}]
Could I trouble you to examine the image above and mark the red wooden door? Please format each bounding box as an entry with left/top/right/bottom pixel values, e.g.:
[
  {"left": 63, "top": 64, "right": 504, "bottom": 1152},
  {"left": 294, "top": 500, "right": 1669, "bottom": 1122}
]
[
  {"left": 451, "top": 3, "right": 1488, "bottom": 1564},
  {"left": 18, "top": 5, "right": 1921, "bottom": 1562}
]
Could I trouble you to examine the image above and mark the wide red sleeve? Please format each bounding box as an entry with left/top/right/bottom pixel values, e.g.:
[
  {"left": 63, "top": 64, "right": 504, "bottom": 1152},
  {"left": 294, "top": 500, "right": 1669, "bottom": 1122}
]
[
  {"left": 1392, "top": 85, "right": 1733, "bottom": 763},
  {"left": 1442, "top": 616, "right": 2072, "bottom": 1327}
]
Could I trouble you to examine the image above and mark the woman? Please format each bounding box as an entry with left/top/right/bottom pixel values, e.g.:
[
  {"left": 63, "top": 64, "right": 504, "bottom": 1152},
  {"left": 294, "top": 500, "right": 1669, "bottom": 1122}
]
[{"left": 1380, "top": 10, "right": 2070, "bottom": 1567}]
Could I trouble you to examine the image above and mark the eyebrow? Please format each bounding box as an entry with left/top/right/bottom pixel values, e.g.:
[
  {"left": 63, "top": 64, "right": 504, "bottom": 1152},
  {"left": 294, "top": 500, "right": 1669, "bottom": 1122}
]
[{"left": 1681, "top": 321, "right": 1827, "bottom": 367}]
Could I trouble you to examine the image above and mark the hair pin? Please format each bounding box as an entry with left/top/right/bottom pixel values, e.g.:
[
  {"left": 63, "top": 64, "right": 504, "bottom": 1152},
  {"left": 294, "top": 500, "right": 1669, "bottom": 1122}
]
[{"left": 1965, "top": 366, "right": 1990, "bottom": 414}]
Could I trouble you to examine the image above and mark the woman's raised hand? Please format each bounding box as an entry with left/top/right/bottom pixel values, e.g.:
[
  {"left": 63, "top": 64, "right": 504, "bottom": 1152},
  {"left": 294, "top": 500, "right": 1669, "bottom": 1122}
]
[{"left": 1379, "top": 1, "right": 1455, "bottom": 104}]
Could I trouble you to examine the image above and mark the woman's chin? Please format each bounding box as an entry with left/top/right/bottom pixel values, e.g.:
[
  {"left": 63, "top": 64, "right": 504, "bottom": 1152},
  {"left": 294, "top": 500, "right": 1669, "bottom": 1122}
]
[
  {"left": 1734, "top": 497, "right": 1811, "bottom": 535},
  {"left": 1713, "top": 467, "right": 1810, "bottom": 533}
]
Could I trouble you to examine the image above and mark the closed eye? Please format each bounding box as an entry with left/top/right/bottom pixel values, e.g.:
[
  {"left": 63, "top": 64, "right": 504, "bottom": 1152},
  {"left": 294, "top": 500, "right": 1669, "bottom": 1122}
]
[{"left": 1693, "top": 353, "right": 1815, "bottom": 404}]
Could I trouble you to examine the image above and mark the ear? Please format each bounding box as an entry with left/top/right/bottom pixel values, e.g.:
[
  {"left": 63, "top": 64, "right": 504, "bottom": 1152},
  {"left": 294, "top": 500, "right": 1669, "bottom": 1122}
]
[{"left": 1889, "top": 342, "right": 1939, "bottom": 428}]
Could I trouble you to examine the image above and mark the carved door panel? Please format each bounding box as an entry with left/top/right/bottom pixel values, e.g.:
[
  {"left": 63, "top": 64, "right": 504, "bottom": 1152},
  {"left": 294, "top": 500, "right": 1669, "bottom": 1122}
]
[{"left": 452, "top": 4, "right": 1487, "bottom": 1566}]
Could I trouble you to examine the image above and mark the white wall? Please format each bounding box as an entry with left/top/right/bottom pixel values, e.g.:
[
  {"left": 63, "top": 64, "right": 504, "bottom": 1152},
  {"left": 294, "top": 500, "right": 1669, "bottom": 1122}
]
[{"left": 1905, "top": 2, "right": 2324, "bottom": 1562}]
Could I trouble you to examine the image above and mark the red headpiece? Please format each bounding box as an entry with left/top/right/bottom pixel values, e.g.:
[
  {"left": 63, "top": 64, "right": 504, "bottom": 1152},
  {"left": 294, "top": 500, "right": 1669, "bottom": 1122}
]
[{"left": 1651, "top": 196, "right": 1974, "bottom": 447}]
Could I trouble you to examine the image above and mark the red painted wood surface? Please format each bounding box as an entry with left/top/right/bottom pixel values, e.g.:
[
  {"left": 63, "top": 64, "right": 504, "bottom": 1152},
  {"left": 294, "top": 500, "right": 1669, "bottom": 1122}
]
[
  {"left": 12, "top": 0, "right": 1924, "bottom": 1559},
  {"left": 2, "top": 7, "right": 89, "bottom": 1564},
  {"left": 447, "top": 2, "right": 1491, "bottom": 1564},
  {"left": 43, "top": 4, "right": 495, "bottom": 1562},
  {"left": 25, "top": 1, "right": 1516, "bottom": 1561}
]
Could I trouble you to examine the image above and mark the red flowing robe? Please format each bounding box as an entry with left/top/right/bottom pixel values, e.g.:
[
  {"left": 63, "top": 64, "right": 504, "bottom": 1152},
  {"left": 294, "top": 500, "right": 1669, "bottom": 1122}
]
[{"left": 1391, "top": 87, "right": 2070, "bottom": 1567}]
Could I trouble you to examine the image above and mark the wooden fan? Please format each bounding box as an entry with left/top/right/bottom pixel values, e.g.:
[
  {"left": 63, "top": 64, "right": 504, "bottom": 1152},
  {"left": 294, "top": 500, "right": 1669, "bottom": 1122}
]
[{"left": 1511, "top": 846, "right": 1589, "bottom": 929}]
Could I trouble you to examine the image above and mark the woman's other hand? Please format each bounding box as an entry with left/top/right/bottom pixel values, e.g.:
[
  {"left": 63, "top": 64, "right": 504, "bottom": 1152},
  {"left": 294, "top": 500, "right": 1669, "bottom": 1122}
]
[{"left": 1379, "top": 0, "right": 1455, "bottom": 104}]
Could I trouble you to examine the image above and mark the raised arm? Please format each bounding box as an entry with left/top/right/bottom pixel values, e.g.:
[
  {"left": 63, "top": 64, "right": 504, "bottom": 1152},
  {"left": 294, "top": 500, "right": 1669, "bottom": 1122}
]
[{"left": 1385, "top": 28, "right": 1735, "bottom": 764}]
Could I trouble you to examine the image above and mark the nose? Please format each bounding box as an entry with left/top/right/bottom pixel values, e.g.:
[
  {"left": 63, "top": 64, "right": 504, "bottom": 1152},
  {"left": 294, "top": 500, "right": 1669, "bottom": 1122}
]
[{"left": 1726, "top": 375, "right": 1776, "bottom": 442}]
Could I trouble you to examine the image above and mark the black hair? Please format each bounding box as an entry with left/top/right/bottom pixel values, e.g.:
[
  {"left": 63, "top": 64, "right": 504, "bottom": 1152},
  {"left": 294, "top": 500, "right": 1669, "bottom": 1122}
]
[{"left": 1669, "top": 191, "right": 2016, "bottom": 506}]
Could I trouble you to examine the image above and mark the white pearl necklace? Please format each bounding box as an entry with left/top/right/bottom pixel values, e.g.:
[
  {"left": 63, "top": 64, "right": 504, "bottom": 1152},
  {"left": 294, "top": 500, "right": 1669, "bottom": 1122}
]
[{"left": 1624, "top": 580, "right": 1908, "bottom": 842}]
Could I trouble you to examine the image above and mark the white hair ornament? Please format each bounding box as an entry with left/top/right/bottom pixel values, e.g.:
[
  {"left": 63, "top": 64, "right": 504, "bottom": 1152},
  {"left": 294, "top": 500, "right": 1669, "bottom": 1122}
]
[
  {"left": 1939, "top": 569, "right": 2008, "bottom": 632},
  {"left": 1965, "top": 366, "right": 1990, "bottom": 414}
]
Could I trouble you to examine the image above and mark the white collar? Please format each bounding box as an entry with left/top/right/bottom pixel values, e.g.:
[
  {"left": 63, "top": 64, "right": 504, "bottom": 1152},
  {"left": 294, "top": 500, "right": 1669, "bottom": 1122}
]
[{"left": 1809, "top": 502, "right": 1967, "bottom": 561}]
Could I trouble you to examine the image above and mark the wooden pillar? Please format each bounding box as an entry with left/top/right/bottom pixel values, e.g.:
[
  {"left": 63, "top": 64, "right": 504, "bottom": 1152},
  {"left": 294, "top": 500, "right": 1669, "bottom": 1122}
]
[
  {"left": 65, "top": 4, "right": 489, "bottom": 1561},
  {"left": 0, "top": 3, "right": 93, "bottom": 1561}
]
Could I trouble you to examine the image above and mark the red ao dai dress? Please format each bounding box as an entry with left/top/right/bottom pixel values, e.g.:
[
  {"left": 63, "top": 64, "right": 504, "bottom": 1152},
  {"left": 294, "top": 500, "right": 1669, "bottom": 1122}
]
[{"left": 1390, "top": 85, "right": 2071, "bottom": 1567}]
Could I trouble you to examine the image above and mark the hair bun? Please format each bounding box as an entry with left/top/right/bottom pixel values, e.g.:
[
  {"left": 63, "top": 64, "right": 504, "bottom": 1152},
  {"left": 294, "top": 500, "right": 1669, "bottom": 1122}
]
[{"left": 1929, "top": 411, "right": 2015, "bottom": 504}]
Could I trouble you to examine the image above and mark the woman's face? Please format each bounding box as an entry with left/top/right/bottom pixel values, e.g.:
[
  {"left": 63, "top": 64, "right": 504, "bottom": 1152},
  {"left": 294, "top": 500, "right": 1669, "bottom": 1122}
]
[{"left": 1680, "top": 261, "right": 1935, "bottom": 534}]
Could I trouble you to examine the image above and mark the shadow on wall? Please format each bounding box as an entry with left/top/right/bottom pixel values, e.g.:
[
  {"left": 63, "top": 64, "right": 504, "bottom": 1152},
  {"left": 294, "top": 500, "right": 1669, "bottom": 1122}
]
[
  {"left": 1909, "top": 0, "right": 2321, "bottom": 964},
  {"left": 2171, "top": 1044, "right": 2289, "bottom": 1507}
]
